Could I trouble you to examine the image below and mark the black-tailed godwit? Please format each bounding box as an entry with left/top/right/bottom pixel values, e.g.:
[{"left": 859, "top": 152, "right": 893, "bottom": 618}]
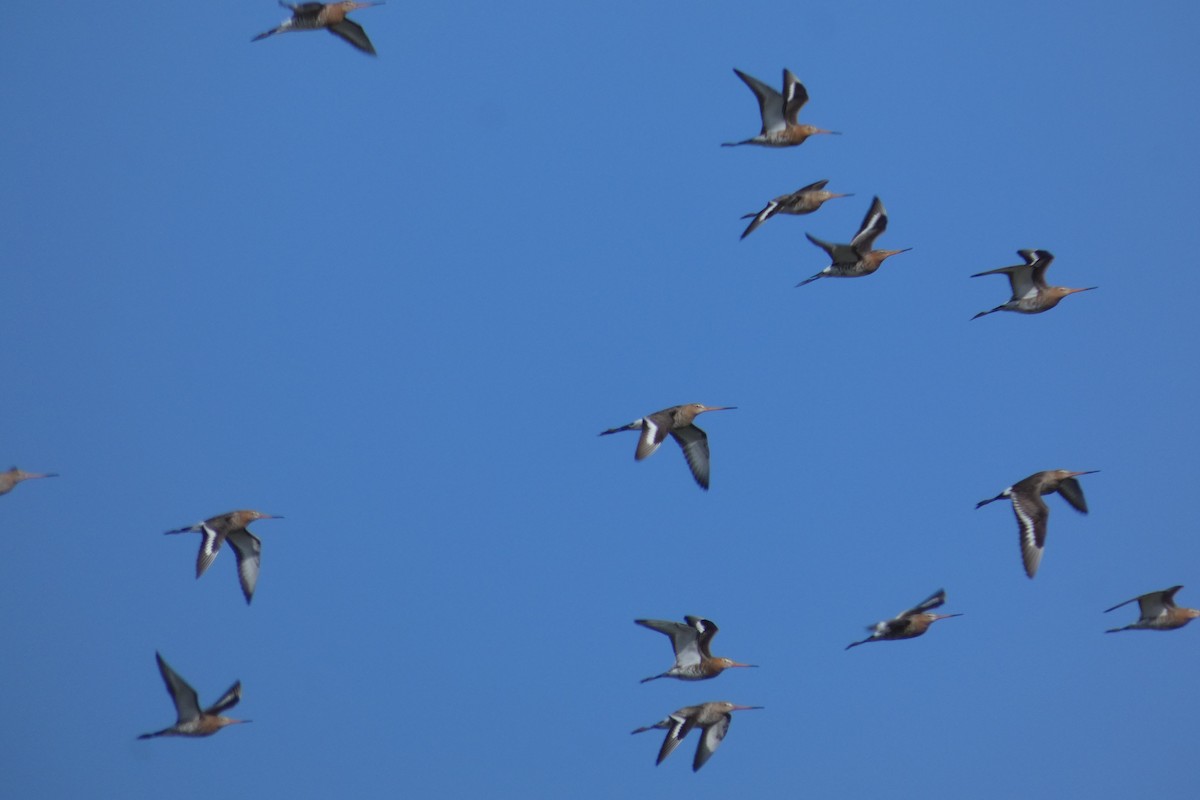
[
  {"left": 739, "top": 179, "right": 851, "bottom": 239},
  {"left": 796, "top": 196, "right": 910, "bottom": 287},
  {"left": 976, "top": 470, "right": 1098, "bottom": 578},
  {"left": 599, "top": 404, "right": 735, "bottom": 490},
  {"left": 1105, "top": 586, "right": 1200, "bottom": 633},
  {"left": 253, "top": 2, "right": 383, "bottom": 54},
  {"left": 0, "top": 467, "right": 57, "bottom": 496},
  {"left": 971, "top": 250, "right": 1095, "bottom": 319},
  {"left": 845, "top": 589, "right": 961, "bottom": 650},
  {"left": 138, "top": 652, "right": 249, "bottom": 739},
  {"left": 722, "top": 69, "right": 838, "bottom": 148},
  {"left": 635, "top": 616, "right": 756, "bottom": 682},
  {"left": 166, "top": 510, "right": 282, "bottom": 603},
  {"left": 632, "top": 702, "right": 762, "bottom": 771}
]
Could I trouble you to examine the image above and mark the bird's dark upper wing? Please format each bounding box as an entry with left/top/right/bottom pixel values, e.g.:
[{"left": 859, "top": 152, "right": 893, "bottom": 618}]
[
  {"left": 205, "top": 681, "right": 243, "bottom": 715},
  {"left": 1055, "top": 478, "right": 1089, "bottom": 514},
  {"left": 329, "top": 19, "right": 377, "bottom": 54}
]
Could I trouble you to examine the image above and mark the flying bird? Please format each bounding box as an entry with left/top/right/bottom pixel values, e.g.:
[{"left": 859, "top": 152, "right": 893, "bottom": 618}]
[
  {"left": 722, "top": 69, "right": 838, "bottom": 148},
  {"left": 0, "top": 466, "right": 57, "bottom": 496},
  {"left": 796, "top": 196, "right": 910, "bottom": 287},
  {"left": 252, "top": 2, "right": 383, "bottom": 55},
  {"left": 976, "top": 470, "right": 1098, "bottom": 578},
  {"left": 845, "top": 589, "right": 961, "bottom": 650},
  {"left": 599, "top": 404, "right": 735, "bottom": 490},
  {"left": 739, "top": 179, "right": 851, "bottom": 239},
  {"left": 635, "top": 616, "right": 756, "bottom": 682},
  {"left": 632, "top": 702, "right": 763, "bottom": 771},
  {"left": 165, "top": 510, "right": 282, "bottom": 604},
  {"left": 138, "top": 652, "right": 249, "bottom": 739},
  {"left": 971, "top": 249, "right": 1095, "bottom": 319},
  {"left": 1105, "top": 586, "right": 1200, "bottom": 633}
]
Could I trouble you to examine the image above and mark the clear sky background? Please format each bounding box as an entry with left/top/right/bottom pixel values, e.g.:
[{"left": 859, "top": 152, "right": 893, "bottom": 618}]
[{"left": 3, "top": 2, "right": 1199, "bottom": 797}]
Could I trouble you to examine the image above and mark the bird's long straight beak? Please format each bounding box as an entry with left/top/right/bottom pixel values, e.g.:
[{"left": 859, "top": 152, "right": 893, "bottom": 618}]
[
  {"left": 730, "top": 705, "right": 765, "bottom": 711},
  {"left": 1068, "top": 287, "right": 1098, "bottom": 294},
  {"left": 1070, "top": 470, "right": 1100, "bottom": 477}
]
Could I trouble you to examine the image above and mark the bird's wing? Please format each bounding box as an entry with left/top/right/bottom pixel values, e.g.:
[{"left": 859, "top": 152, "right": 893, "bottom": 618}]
[
  {"left": 226, "top": 529, "right": 263, "bottom": 604},
  {"left": 1103, "top": 594, "right": 1142, "bottom": 614},
  {"left": 684, "top": 616, "right": 720, "bottom": 660},
  {"left": 156, "top": 652, "right": 201, "bottom": 724},
  {"left": 970, "top": 264, "right": 1036, "bottom": 300},
  {"left": 796, "top": 178, "right": 830, "bottom": 193},
  {"left": 1055, "top": 478, "right": 1089, "bottom": 514},
  {"left": 740, "top": 201, "right": 778, "bottom": 239},
  {"left": 1010, "top": 492, "right": 1050, "bottom": 578},
  {"left": 657, "top": 714, "right": 693, "bottom": 765},
  {"left": 849, "top": 196, "right": 887, "bottom": 254},
  {"left": 693, "top": 714, "right": 732, "bottom": 771},
  {"left": 1136, "top": 586, "right": 1182, "bottom": 620},
  {"left": 806, "top": 233, "right": 858, "bottom": 266},
  {"left": 733, "top": 69, "right": 786, "bottom": 135},
  {"left": 781, "top": 70, "right": 809, "bottom": 126},
  {"left": 1029, "top": 251, "right": 1055, "bottom": 289},
  {"left": 328, "top": 19, "right": 377, "bottom": 54},
  {"left": 196, "top": 523, "right": 225, "bottom": 578},
  {"left": 634, "top": 618, "right": 701, "bottom": 666},
  {"left": 670, "top": 425, "right": 711, "bottom": 489},
  {"left": 901, "top": 589, "right": 946, "bottom": 617},
  {"left": 204, "top": 681, "right": 242, "bottom": 715},
  {"left": 635, "top": 412, "right": 673, "bottom": 460},
  {"left": 1006, "top": 265, "right": 1038, "bottom": 299}
]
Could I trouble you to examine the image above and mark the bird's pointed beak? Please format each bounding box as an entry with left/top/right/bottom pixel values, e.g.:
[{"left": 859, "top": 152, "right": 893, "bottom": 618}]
[
  {"left": 1069, "top": 470, "right": 1100, "bottom": 477},
  {"left": 730, "top": 705, "right": 765, "bottom": 711},
  {"left": 934, "top": 613, "right": 964, "bottom": 621},
  {"left": 729, "top": 661, "right": 758, "bottom": 669},
  {"left": 701, "top": 405, "right": 737, "bottom": 413},
  {"left": 817, "top": 129, "right": 841, "bottom": 135},
  {"left": 1068, "top": 286, "right": 1098, "bottom": 294}
]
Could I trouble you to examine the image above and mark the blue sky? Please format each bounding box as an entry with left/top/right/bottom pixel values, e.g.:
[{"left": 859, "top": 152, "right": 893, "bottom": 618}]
[{"left": 3, "top": 1, "right": 1199, "bottom": 797}]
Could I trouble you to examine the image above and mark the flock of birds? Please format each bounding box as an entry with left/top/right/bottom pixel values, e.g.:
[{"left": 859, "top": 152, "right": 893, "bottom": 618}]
[{"left": 5, "top": 1, "right": 1194, "bottom": 776}]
